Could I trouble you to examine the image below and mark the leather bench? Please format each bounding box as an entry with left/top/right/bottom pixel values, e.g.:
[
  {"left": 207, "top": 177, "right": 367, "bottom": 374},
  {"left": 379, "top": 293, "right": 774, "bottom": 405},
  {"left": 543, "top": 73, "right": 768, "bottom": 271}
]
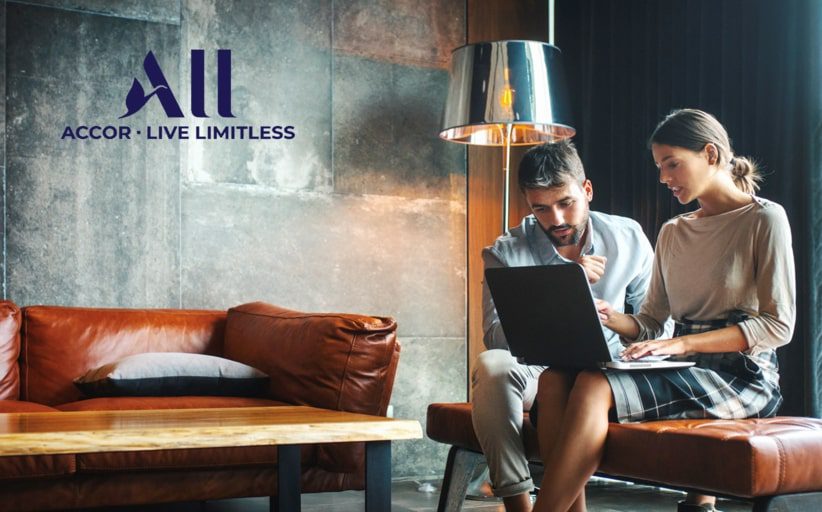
[{"left": 427, "top": 402, "right": 822, "bottom": 511}]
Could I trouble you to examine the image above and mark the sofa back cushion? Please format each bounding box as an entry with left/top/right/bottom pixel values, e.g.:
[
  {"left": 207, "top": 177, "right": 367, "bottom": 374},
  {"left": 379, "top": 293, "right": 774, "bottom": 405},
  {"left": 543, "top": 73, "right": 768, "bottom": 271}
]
[
  {"left": 20, "top": 306, "right": 226, "bottom": 405},
  {"left": 0, "top": 301, "right": 22, "bottom": 400},
  {"left": 224, "top": 302, "right": 400, "bottom": 416}
]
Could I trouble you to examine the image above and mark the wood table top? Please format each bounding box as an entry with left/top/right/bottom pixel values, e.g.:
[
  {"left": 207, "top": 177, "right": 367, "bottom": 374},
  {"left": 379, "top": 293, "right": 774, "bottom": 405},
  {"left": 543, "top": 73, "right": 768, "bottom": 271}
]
[{"left": 0, "top": 406, "right": 423, "bottom": 456}]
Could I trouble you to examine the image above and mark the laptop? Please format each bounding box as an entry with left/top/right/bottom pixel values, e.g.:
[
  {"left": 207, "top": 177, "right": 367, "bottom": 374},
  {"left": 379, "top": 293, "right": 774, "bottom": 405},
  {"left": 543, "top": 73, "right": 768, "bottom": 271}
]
[{"left": 484, "top": 264, "right": 694, "bottom": 370}]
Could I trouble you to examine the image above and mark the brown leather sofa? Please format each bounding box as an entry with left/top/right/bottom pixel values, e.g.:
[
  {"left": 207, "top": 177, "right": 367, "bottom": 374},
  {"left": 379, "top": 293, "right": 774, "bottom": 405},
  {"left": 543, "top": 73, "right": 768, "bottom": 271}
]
[
  {"left": 0, "top": 300, "right": 401, "bottom": 511},
  {"left": 427, "top": 402, "right": 822, "bottom": 511}
]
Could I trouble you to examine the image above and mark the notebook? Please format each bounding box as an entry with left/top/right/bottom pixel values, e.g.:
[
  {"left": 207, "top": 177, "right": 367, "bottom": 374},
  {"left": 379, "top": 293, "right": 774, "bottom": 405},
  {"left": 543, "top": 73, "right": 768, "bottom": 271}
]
[{"left": 484, "top": 264, "right": 694, "bottom": 370}]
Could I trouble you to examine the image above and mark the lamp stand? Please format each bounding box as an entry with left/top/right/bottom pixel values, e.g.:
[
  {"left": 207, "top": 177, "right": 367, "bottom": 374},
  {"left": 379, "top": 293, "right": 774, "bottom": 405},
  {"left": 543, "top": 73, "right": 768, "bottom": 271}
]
[{"left": 501, "top": 123, "right": 513, "bottom": 233}]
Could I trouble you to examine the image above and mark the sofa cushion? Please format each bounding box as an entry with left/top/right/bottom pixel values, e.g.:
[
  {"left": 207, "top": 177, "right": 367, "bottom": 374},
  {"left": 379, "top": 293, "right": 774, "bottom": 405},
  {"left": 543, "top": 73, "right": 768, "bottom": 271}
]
[
  {"left": 0, "top": 400, "right": 57, "bottom": 414},
  {"left": 56, "top": 395, "right": 285, "bottom": 412},
  {"left": 0, "top": 302, "right": 21, "bottom": 400},
  {"left": 0, "top": 400, "right": 76, "bottom": 480},
  {"left": 74, "top": 352, "right": 268, "bottom": 398},
  {"left": 224, "top": 302, "right": 401, "bottom": 473},
  {"left": 20, "top": 306, "right": 227, "bottom": 406},
  {"left": 55, "top": 397, "right": 314, "bottom": 472}
]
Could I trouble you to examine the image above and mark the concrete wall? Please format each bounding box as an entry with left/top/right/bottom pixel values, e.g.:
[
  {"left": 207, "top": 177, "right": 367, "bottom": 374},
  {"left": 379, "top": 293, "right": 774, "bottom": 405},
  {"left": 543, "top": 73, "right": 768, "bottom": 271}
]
[{"left": 1, "top": 0, "right": 466, "bottom": 479}]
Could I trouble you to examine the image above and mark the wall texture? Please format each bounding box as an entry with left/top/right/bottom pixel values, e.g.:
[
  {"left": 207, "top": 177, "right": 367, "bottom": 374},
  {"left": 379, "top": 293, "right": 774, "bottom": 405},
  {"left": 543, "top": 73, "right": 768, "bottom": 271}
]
[{"left": 1, "top": 0, "right": 466, "bottom": 479}]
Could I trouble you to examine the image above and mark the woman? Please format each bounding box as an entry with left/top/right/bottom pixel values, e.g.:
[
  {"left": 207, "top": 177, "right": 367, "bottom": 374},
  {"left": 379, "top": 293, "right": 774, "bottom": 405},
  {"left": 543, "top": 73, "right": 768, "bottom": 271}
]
[{"left": 531, "top": 109, "right": 795, "bottom": 512}]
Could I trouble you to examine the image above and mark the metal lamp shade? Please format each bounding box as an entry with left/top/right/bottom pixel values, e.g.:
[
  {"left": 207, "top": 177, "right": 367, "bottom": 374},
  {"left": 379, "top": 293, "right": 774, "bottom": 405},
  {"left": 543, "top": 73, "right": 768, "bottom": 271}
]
[{"left": 439, "top": 40, "right": 575, "bottom": 145}]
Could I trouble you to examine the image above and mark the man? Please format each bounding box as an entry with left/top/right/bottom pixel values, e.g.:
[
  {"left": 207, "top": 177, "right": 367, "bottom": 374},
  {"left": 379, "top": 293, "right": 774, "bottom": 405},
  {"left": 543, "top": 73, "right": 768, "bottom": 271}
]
[{"left": 472, "top": 140, "right": 664, "bottom": 512}]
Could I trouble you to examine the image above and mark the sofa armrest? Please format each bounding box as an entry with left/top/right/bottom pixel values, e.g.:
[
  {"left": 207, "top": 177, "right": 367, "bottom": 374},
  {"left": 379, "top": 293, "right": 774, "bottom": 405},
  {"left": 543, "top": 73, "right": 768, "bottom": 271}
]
[{"left": 224, "top": 302, "right": 400, "bottom": 417}]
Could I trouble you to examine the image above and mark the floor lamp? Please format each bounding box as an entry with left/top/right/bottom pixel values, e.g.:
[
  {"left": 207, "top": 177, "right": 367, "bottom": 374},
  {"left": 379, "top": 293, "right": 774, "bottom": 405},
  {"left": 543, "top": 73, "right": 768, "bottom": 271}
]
[{"left": 439, "top": 40, "right": 576, "bottom": 232}]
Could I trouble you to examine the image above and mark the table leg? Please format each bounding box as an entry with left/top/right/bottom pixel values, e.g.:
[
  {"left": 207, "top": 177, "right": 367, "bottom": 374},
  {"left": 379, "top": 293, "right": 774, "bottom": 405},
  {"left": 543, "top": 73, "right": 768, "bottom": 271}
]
[
  {"left": 365, "top": 441, "right": 391, "bottom": 512},
  {"left": 272, "top": 444, "right": 301, "bottom": 512}
]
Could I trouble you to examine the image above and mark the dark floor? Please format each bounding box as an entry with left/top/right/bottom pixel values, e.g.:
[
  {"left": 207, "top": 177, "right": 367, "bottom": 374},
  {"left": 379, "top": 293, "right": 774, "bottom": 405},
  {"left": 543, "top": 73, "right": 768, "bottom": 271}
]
[{"left": 92, "top": 477, "right": 752, "bottom": 511}]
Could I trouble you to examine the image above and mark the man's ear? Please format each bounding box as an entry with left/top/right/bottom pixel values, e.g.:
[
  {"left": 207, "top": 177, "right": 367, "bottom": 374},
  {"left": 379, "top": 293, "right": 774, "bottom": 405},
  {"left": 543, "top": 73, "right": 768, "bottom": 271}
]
[{"left": 582, "top": 179, "right": 593, "bottom": 201}]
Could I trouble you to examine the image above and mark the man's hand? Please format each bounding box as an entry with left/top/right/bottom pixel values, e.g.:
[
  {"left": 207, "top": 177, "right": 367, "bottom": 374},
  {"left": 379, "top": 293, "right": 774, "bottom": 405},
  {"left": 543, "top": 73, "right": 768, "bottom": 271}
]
[{"left": 578, "top": 255, "right": 607, "bottom": 284}]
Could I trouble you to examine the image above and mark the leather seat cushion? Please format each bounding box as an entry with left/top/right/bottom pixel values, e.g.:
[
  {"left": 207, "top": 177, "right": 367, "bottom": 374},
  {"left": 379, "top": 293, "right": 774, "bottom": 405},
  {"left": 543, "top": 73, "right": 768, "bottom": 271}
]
[
  {"left": 56, "top": 397, "right": 314, "bottom": 472},
  {"left": 0, "top": 400, "right": 58, "bottom": 414},
  {"left": 0, "top": 400, "right": 76, "bottom": 479},
  {"left": 427, "top": 402, "right": 822, "bottom": 497},
  {"left": 601, "top": 416, "right": 822, "bottom": 497}
]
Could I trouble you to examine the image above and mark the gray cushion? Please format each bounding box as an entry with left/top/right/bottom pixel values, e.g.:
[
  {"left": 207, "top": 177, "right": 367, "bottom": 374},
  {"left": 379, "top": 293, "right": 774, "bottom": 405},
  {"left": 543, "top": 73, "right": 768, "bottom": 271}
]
[{"left": 74, "top": 352, "right": 269, "bottom": 397}]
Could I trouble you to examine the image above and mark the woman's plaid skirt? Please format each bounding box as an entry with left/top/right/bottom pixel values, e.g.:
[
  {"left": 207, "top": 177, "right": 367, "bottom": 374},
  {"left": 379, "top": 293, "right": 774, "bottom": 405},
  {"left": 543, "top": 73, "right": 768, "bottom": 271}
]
[{"left": 604, "top": 314, "right": 783, "bottom": 423}]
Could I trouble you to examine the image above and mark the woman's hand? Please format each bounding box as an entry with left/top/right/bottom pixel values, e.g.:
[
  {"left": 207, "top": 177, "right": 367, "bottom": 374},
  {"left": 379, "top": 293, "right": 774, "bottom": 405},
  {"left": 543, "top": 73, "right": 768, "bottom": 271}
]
[
  {"left": 595, "top": 299, "right": 641, "bottom": 340},
  {"left": 620, "top": 337, "right": 690, "bottom": 360},
  {"left": 595, "top": 299, "right": 616, "bottom": 325}
]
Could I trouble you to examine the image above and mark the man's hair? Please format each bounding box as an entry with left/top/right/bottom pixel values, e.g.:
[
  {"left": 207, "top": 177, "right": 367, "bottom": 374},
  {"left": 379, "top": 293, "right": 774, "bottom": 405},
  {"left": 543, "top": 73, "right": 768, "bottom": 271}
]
[{"left": 517, "top": 140, "right": 586, "bottom": 191}]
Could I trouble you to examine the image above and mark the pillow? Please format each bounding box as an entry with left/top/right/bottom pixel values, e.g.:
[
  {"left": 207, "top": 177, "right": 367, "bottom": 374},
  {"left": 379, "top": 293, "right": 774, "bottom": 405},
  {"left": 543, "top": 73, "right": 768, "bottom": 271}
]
[{"left": 74, "top": 352, "right": 269, "bottom": 398}]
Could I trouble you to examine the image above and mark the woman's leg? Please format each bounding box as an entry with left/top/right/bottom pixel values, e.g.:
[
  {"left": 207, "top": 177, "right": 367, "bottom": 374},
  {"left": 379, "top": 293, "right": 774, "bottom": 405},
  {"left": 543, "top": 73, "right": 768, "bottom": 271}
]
[
  {"left": 533, "top": 370, "right": 614, "bottom": 512},
  {"left": 533, "top": 370, "right": 582, "bottom": 512}
]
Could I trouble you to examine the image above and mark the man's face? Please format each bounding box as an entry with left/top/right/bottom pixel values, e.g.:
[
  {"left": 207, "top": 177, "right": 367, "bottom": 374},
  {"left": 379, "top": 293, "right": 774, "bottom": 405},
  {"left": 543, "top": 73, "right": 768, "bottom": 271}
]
[{"left": 524, "top": 180, "right": 593, "bottom": 247}]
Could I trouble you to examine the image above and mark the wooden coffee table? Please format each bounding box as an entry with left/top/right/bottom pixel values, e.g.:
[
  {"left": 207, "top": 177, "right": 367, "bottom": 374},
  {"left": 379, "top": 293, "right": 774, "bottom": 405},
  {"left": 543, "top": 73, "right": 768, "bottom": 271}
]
[{"left": 0, "top": 405, "right": 422, "bottom": 511}]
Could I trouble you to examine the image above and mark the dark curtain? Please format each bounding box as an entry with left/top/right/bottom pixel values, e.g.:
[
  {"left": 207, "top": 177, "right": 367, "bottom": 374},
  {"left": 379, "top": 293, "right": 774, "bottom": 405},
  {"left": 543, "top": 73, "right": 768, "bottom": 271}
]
[{"left": 556, "top": 0, "right": 822, "bottom": 416}]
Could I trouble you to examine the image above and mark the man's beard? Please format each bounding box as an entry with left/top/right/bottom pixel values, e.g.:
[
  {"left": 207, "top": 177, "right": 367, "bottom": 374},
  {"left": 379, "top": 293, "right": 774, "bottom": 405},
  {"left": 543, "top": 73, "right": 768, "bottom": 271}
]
[{"left": 546, "top": 217, "right": 587, "bottom": 247}]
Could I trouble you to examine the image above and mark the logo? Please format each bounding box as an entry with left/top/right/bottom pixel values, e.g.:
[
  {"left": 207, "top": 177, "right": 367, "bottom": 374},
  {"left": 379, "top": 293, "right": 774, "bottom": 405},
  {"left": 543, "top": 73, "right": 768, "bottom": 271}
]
[
  {"left": 60, "top": 49, "right": 295, "bottom": 141},
  {"left": 121, "top": 49, "right": 234, "bottom": 118}
]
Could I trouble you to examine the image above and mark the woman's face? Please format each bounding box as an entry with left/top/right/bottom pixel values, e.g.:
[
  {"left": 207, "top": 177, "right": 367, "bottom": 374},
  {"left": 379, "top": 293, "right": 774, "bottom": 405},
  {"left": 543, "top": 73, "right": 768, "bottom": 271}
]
[{"left": 651, "top": 143, "right": 716, "bottom": 204}]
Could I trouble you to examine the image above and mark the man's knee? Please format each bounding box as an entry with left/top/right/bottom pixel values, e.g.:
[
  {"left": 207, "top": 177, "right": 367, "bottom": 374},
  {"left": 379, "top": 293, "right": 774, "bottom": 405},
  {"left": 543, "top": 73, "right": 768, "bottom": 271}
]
[{"left": 472, "top": 349, "right": 519, "bottom": 387}]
